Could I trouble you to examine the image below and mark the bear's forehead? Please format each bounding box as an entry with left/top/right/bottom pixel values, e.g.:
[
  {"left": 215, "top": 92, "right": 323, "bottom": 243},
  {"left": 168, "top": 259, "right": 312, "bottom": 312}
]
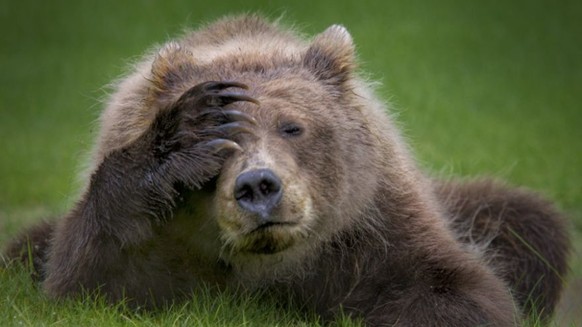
[
  {"left": 192, "top": 57, "right": 308, "bottom": 86},
  {"left": 221, "top": 81, "right": 324, "bottom": 124},
  {"left": 251, "top": 78, "right": 333, "bottom": 119},
  {"left": 181, "top": 37, "right": 304, "bottom": 76},
  {"left": 155, "top": 44, "right": 338, "bottom": 122},
  {"left": 186, "top": 64, "right": 331, "bottom": 113}
]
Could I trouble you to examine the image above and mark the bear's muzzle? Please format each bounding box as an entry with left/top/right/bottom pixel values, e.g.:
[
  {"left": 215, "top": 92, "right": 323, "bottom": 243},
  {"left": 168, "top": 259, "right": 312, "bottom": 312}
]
[{"left": 234, "top": 168, "right": 283, "bottom": 223}]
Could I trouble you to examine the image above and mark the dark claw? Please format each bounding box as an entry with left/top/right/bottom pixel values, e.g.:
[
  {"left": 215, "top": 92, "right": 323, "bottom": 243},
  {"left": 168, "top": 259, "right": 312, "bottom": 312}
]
[
  {"left": 196, "top": 109, "right": 258, "bottom": 126},
  {"left": 210, "top": 122, "right": 256, "bottom": 137},
  {"left": 198, "top": 93, "right": 260, "bottom": 107},
  {"left": 200, "top": 81, "right": 249, "bottom": 92},
  {"left": 186, "top": 81, "right": 249, "bottom": 97},
  {"left": 221, "top": 110, "right": 258, "bottom": 126},
  {"left": 174, "top": 81, "right": 254, "bottom": 109},
  {"left": 205, "top": 139, "right": 243, "bottom": 154}
]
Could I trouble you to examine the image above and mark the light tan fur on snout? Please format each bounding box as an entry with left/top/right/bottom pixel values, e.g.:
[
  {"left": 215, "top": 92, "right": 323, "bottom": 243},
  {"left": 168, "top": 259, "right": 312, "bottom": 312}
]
[{"left": 214, "top": 135, "right": 315, "bottom": 269}]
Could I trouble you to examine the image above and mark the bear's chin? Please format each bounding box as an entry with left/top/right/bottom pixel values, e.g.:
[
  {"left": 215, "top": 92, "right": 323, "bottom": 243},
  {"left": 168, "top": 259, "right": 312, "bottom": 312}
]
[{"left": 236, "top": 224, "right": 298, "bottom": 255}]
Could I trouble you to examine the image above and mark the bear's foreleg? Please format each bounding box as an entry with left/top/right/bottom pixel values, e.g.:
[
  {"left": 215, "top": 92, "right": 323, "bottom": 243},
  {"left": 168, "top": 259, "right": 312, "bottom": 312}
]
[{"left": 41, "top": 81, "right": 258, "bottom": 306}]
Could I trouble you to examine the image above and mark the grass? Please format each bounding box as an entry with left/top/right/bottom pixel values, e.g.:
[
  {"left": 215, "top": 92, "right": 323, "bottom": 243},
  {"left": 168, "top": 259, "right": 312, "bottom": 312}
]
[
  {"left": 1, "top": 0, "right": 580, "bottom": 325},
  {"left": 0, "top": 266, "right": 344, "bottom": 327}
]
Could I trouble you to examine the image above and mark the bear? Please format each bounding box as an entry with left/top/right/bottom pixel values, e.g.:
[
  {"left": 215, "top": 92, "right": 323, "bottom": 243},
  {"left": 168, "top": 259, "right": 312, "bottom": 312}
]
[{"left": 2, "top": 14, "right": 570, "bottom": 326}]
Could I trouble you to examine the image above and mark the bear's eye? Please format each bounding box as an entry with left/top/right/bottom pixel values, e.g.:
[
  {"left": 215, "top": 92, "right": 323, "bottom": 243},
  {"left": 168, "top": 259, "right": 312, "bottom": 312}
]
[{"left": 279, "top": 123, "right": 304, "bottom": 137}]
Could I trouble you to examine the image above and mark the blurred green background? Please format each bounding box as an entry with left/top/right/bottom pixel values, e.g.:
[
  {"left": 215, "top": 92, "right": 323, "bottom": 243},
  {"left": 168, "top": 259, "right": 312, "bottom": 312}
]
[{"left": 0, "top": 0, "right": 580, "bottom": 324}]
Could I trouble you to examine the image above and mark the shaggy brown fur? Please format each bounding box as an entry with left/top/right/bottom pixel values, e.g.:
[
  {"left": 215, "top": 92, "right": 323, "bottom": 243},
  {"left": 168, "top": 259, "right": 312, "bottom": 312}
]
[
  {"left": 2, "top": 15, "right": 570, "bottom": 326},
  {"left": 436, "top": 180, "right": 570, "bottom": 319}
]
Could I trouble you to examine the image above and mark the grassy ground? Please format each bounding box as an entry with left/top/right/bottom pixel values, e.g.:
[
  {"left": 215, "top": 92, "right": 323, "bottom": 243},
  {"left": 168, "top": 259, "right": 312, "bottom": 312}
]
[{"left": 1, "top": 0, "right": 580, "bottom": 326}]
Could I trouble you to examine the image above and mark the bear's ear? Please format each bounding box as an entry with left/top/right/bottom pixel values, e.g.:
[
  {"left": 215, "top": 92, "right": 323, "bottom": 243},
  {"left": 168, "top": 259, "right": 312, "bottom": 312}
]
[
  {"left": 303, "top": 25, "right": 356, "bottom": 86},
  {"left": 150, "top": 42, "right": 196, "bottom": 94}
]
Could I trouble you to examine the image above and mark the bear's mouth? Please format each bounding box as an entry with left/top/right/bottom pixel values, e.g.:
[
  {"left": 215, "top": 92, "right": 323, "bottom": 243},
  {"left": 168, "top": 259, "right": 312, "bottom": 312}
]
[
  {"left": 251, "top": 221, "right": 297, "bottom": 233},
  {"left": 244, "top": 235, "right": 295, "bottom": 254},
  {"left": 238, "top": 221, "right": 299, "bottom": 254}
]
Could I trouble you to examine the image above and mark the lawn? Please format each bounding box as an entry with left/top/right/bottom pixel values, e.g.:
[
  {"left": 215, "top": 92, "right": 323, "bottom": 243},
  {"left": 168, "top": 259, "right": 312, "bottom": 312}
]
[{"left": 1, "top": 0, "right": 580, "bottom": 326}]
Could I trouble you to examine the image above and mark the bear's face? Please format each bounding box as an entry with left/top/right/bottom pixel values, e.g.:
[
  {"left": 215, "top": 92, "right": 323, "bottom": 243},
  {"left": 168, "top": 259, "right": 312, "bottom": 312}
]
[
  {"left": 135, "top": 24, "right": 379, "bottom": 264},
  {"left": 104, "top": 24, "right": 385, "bottom": 269},
  {"left": 211, "top": 72, "right": 347, "bottom": 256},
  {"left": 154, "top": 25, "right": 385, "bottom": 269}
]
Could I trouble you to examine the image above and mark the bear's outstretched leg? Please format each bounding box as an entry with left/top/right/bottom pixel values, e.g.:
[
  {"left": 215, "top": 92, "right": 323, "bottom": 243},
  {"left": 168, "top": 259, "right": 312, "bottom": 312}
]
[
  {"left": 436, "top": 179, "right": 570, "bottom": 320},
  {"left": 40, "top": 81, "right": 258, "bottom": 306},
  {"left": 2, "top": 220, "right": 54, "bottom": 280}
]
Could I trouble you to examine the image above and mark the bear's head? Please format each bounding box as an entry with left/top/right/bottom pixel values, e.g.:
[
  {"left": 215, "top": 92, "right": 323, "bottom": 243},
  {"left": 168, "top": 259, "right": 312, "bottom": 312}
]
[{"left": 96, "top": 18, "right": 403, "bottom": 274}]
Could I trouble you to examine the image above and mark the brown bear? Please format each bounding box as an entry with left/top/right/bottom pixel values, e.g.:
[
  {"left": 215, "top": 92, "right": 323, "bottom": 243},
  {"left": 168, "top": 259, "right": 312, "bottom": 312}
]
[{"left": 3, "top": 14, "right": 570, "bottom": 326}]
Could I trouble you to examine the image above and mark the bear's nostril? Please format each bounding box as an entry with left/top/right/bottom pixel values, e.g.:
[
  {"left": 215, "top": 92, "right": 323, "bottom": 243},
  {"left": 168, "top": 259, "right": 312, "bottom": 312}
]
[
  {"left": 235, "top": 185, "right": 254, "bottom": 202},
  {"left": 234, "top": 169, "right": 283, "bottom": 220},
  {"left": 260, "top": 182, "right": 269, "bottom": 194},
  {"left": 259, "top": 179, "right": 279, "bottom": 196}
]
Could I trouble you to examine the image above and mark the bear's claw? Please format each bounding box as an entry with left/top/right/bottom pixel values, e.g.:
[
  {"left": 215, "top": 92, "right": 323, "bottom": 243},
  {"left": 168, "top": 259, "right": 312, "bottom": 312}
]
[
  {"left": 196, "top": 109, "right": 258, "bottom": 126},
  {"left": 175, "top": 81, "right": 259, "bottom": 110},
  {"left": 205, "top": 139, "right": 243, "bottom": 154},
  {"left": 210, "top": 121, "right": 256, "bottom": 138}
]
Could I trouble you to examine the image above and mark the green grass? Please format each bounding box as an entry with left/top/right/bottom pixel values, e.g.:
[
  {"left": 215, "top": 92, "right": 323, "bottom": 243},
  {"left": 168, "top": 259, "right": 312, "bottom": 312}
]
[
  {"left": 0, "top": 266, "right": 350, "bottom": 327},
  {"left": 1, "top": 0, "right": 580, "bottom": 326}
]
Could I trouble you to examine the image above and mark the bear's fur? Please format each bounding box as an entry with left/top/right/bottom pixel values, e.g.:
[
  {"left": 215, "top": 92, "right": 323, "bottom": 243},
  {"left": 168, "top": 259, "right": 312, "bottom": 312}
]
[{"left": 3, "top": 15, "right": 570, "bottom": 326}]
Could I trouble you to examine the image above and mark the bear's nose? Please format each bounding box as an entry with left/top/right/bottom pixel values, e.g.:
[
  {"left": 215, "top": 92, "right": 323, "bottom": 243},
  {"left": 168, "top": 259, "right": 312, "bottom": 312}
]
[{"left": 234, "top": 169, "right": 283, "bottom": 221}]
